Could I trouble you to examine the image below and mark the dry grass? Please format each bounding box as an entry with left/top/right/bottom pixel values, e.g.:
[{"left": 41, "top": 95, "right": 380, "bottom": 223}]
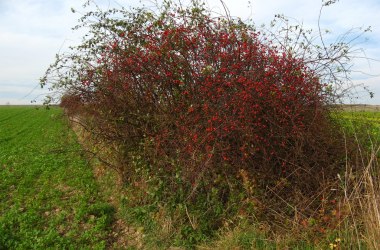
[
  {"left": 342, "top": 143, "right": 380, "bottom": 249},
  {"left": 339, "top": 104, "right": 380, "bottom": 112}
]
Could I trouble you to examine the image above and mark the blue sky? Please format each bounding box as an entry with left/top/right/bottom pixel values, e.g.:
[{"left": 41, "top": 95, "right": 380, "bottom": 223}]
[{"left": 0, "top": 0, "right": 379, "bottom": 104}]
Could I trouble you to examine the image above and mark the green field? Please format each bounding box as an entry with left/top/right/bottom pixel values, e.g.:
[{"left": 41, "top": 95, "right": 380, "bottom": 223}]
[
  {"left": 0, "top": 106, "right": 114, "bottom": 249},
  {"left": 341, "top": 110, "right": 380, "bottom": 122},
  {"left": 336, "top": 109, "right": 380, "bottom": 141}
]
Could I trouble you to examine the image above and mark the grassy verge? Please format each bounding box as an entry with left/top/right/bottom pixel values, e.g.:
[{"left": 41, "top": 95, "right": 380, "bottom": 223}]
[
  {"left": 2, "top": 105, "right": 379, "bottom": 249},
  {"left": 333, "top": 109, "right": 380, "bottom": 249},
  {"left": 0, "top": 106, "right": 114, "bottom": 249}
]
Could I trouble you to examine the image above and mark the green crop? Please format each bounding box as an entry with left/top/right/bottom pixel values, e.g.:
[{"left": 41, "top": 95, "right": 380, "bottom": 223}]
[{"left": 0, "top": 106, "right": 114, "bottom": 249}]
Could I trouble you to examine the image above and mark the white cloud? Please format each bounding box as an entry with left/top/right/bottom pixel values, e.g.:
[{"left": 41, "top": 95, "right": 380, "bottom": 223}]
[
  {"left": 226, "top": 0, "right": 380, "bottom": 104},
  {"left": 0, "top": 0, "right": 379, "bottom": 105},
  {"left": 0, "top": 0, "right": 82, "bottom": 104}
]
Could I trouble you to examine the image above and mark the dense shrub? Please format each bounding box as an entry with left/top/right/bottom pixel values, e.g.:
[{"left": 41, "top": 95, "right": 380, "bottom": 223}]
[
  {"left": 42, "top": 0, "right": 365, "bottom": 243},
  {"left": 55, "top": 5, "right": 326, "bottom": 175}
]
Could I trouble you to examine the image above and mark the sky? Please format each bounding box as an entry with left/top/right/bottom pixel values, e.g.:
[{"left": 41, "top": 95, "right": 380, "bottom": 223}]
[{"left": 0, "top": 0, "right": 379, "bottom": 105}]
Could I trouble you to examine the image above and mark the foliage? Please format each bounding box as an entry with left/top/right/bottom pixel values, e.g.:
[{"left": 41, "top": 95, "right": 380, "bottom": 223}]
[
  {"left": 43, "top": 0, "right": 345, "bottom": 179},
  {"left": 40, "top": 0, "right": 371, "bottom": 247}
]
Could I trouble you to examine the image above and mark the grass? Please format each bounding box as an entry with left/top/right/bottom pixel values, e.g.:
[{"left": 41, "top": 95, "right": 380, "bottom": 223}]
[
  {"left": 0, "top": 106, "right": 114, "bottom": 249},
  {"left": 2, "top": 105, "right": 380, "bottom": 249},
  {"left": 335, "top": 108, "right": 380, "bottom": 249}
]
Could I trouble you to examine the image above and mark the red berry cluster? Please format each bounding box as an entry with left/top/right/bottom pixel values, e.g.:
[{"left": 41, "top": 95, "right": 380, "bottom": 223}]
[{"left": 67, "top": 9, "right": 326, "bottom": 182}]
